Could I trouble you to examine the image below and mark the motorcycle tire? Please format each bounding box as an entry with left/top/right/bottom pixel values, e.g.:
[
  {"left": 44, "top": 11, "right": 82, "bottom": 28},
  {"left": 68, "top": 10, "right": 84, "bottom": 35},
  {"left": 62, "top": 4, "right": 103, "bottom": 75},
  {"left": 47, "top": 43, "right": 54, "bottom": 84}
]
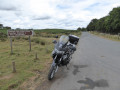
[{"left": 48, "top": 65, "right": 55, "bottom": 80}]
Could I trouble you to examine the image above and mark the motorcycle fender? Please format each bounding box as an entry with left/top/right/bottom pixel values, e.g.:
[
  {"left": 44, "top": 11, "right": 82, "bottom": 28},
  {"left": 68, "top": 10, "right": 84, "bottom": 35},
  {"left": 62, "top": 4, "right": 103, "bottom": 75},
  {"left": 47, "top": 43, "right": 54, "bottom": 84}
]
[
  {"left": 51, "top": 55, "right": 57, "bottom": 67},
  {"left": 51, "top": 60, "right": 56, "bottom": 67}
]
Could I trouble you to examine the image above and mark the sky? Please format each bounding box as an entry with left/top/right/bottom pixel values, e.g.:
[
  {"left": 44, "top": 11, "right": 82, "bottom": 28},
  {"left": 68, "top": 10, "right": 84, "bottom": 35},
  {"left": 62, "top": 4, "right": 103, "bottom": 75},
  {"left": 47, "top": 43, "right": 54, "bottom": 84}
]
[{"left": 0, "top": 0, "right": 120, "bottom": 30}]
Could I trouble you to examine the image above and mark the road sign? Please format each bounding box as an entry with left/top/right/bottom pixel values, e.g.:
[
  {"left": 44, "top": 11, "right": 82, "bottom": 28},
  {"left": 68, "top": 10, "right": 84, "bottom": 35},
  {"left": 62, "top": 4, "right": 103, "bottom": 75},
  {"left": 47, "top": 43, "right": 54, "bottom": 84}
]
[
  {"left": 8, "top": 30, "right": 33, "bottom": 37},
  {"left": 8, "top": 30, "right": 34, "bottom": 53}
]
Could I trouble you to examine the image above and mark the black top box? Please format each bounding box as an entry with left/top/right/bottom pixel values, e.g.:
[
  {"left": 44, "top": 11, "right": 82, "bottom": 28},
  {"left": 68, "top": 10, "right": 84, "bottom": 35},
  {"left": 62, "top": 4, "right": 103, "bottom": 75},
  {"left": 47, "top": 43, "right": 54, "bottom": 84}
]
[{"left": 69, "top": 35, "right": 79, "bottom": 45}]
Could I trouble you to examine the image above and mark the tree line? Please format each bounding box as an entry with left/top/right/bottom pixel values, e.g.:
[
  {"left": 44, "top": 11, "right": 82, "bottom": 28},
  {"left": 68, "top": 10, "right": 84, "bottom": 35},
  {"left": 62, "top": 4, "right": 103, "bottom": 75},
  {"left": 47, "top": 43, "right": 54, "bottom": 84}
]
[{"left": 86, "top": 7, "right": 120, "bottom": 34}]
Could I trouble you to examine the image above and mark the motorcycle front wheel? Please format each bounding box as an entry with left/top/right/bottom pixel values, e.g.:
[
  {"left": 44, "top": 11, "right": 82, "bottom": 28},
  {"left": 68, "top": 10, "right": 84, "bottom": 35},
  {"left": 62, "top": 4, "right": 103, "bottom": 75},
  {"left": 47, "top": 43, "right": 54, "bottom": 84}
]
[{"left": 48, "top": 65, "right": 56, "bottom": 80}]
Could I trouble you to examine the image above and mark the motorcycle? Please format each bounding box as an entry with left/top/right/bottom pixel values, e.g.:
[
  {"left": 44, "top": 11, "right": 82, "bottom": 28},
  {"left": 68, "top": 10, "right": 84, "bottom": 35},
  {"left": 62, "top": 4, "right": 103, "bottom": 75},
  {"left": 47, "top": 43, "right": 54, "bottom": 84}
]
[{"left": 48, "top": 35, "right": 79, "bottom": 80}]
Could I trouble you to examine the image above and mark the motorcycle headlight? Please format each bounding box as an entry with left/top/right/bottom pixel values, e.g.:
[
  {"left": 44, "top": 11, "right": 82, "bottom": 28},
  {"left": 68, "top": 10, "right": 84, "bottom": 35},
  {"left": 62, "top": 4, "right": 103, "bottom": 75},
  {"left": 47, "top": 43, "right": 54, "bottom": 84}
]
[{"left": 54, "top": 48, "right": 64, "bottom": 54}]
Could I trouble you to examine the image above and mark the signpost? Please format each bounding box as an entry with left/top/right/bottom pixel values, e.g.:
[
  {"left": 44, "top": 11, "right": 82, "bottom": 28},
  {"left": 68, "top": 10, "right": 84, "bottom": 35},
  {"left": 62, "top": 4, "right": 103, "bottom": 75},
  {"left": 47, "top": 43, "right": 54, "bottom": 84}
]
[
  {"left": 8, "top": 30, "right": 33, "bottom": 37},
  {"left": 8, "top": 30, "right": 34, "bottom": 54},
  {"left": 29, "top": 36, "right": 31, "bottom": 51},
  {"left": 10, "top": 37, "right": 13, "bottom": 54}
]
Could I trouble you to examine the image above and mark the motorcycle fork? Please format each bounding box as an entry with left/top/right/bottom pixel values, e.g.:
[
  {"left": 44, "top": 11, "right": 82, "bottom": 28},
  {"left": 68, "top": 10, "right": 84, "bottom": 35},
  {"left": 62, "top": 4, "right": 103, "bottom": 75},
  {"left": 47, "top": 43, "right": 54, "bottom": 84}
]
[
  {"left": 55, "top": 57, "right": 62, "bottom": 72},
  {"left": 52, "top": 55, "right": 57, "bottom": 67},
  {"left": 52, "top": 55, "right": 59, "bottom": 72}
]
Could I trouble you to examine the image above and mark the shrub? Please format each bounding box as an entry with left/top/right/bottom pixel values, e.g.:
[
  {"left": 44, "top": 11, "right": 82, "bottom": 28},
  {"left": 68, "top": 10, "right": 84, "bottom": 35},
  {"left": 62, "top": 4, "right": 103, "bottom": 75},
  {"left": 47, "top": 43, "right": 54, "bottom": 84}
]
[
  {"left": 0, "top": 38, "right": 6, "bottom": 42},
  {"left": 31, "top": 38, "right": 46, "bottom": 45},
  {"left": 22, "top": 37, "right": 29, "bottom": 40},
  {"left": 40, "top": 41, "right": 45, "bottom": 45},
  {"left": 35, "top": 39, "right": 40, "bottom": 44},
  {"left": 16, "top": 37, "right": 20, "bottom": 40},
  {"left": 31, "top": 38, "right": 40, "bottom": 44}
]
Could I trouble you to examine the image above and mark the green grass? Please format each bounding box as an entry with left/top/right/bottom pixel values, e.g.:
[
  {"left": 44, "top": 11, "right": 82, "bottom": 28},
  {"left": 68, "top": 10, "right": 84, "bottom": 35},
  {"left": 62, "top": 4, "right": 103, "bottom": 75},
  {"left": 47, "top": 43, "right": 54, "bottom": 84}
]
[
  {"left": 34, "top": 29, "right": 77, "bottom": 33},
  {"left": 0, "top": 28, "right": 80, "bottom": 38},
  {"left": 34, "top": 29, "right": 81, "bottom": 38},
  {"left": 0, "top": 28, "right": 79, "bottom": 35},
  {"left": 0, "top": 36, "right": 54, "bottom": 90},
  {"left": 90, "top": 31, "right": 120, "bottom": 42},
  {"left": 0, "top": 29, "right": 81, "bottom": 90}
]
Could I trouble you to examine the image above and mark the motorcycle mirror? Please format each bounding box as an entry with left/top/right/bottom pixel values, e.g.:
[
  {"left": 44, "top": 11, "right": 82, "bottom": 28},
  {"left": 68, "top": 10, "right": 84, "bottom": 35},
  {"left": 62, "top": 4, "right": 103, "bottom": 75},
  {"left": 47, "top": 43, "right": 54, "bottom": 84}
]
[{"left": 52, "top": 40, "right": 57, "bottom": 44}]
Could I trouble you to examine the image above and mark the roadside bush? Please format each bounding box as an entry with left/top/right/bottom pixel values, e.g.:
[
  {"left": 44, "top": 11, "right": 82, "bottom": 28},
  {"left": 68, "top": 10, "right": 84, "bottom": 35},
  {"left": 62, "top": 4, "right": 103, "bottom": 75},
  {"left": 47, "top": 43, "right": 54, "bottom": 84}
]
[
  {"left": 31, "top": 38, "right": 46, "bottom": 45},
  {"left": 31, "top": 38, "right": 40, "bottom": 44},
  {"left": 0, "top": 38, "right": 6, "bottom": 42},
  {"left": 12, "top": 38, "right": 15, "bottom": 42},
  {"left": 0, "top": 32, "right": 7, "bottom": 38},
  {"left": 16, "top": 37, "right": 21, "bottom": 40},
  {"left": 0, "top": 32, "right": 7, "bottom": 42},
  {"left": 22, "top": 37, "right": 29, "bottom": 40},
  {"left": 40, "top": 41, "right": 45, "bottom": 45},
  {"left": 35, "top": 40, "right": 40, "bottom": 44}
]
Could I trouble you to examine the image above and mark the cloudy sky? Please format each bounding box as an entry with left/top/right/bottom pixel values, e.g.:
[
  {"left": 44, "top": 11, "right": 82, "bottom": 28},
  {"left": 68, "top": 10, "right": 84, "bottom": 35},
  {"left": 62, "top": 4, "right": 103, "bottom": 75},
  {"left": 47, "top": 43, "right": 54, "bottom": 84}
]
[{"left": 0, "top": 0, "right": 120, "bottom": 30}]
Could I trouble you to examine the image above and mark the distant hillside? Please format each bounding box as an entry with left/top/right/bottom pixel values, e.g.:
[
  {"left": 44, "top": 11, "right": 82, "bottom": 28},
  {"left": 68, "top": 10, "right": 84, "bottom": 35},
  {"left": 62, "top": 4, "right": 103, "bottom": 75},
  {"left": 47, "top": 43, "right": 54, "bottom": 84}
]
[
  {"left": 34, "top": 29, "right": 78, "bottom": 34},
  {"left": 87, "top": 7, "right": 120, "bottom": 34},
  {"left": 0, "top": 29, "right": 80, "bottom": 39}
]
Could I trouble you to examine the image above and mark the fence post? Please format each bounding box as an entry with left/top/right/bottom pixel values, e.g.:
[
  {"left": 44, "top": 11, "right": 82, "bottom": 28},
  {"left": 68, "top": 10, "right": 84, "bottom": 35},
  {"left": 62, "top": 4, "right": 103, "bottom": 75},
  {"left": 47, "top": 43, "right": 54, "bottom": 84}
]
[
  {"left": 29, "top": 36, "right": 31, "bottom": 51},
  {"left": 10, "top": 37, "right": 13, "bottom": 54},
  {"left": 12, "top": 61, "right": 16, "bottom": 73}
]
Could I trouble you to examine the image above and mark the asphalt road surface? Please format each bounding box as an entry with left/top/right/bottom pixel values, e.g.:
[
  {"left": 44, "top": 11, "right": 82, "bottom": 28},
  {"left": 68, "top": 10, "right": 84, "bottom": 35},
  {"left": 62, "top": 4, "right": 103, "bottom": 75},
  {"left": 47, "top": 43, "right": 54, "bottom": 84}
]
[{"left": 49, "top": 32, "right": 120, "bottom": 90}]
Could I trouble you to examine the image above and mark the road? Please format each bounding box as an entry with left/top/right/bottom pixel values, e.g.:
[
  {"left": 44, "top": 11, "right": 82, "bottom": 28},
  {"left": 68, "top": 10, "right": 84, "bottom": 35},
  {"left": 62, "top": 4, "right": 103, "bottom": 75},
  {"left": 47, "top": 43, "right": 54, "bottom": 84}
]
[{"left": 49, "top": 32, "right": 120, "bottom": 90}]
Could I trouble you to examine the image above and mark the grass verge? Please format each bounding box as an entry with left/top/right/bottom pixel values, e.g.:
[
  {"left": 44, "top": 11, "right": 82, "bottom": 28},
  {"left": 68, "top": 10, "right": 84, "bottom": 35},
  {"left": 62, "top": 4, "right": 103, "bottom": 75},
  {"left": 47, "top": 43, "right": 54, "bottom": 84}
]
[
  {"left": 90, "top": 31, "right": 120, "bottom": 42},
  {"left": 0, "top": 30, "right": 81, "bottom": 90},
  {"left": 0, "top": 36, "right": 54, "bottom": 90}
]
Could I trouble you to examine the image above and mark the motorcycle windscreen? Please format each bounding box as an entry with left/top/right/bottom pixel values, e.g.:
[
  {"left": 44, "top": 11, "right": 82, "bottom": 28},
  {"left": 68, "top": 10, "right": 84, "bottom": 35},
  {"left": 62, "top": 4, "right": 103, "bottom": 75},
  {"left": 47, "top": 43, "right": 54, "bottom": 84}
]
[
  {"left": 59, "top": 35, "right": 69, "bottom": 45},
  {"left": 55, "top": 35, "right": 69, "bottom": 51}
]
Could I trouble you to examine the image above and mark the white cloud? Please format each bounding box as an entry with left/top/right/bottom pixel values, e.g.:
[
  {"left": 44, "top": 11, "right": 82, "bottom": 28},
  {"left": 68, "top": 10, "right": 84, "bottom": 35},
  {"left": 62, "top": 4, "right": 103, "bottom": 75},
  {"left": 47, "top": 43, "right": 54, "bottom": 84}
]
[{"left": 0, "top": 0, "right": 120, "bottom": 29}]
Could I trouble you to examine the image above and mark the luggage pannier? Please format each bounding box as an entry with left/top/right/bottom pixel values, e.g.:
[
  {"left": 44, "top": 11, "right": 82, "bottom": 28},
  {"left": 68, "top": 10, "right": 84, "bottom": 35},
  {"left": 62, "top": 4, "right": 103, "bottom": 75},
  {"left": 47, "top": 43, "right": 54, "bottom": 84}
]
[{"left": 69, "top": 35, "right": 79, "bottom": 45}]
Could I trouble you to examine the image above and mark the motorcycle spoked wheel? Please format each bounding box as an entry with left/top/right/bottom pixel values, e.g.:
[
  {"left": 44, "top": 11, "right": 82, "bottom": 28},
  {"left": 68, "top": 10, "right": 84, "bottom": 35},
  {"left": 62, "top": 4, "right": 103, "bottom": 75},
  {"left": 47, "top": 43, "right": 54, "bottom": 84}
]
[{"left": 48, "top": 65, "right": 57, "bottom": 80}]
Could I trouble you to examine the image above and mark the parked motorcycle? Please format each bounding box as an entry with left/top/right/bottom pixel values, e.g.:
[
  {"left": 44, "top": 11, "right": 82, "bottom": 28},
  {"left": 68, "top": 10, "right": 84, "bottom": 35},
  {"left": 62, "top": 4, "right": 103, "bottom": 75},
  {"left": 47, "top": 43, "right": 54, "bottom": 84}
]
[{"left": 48, "top": 35, "right": 79, "bottom": 80}]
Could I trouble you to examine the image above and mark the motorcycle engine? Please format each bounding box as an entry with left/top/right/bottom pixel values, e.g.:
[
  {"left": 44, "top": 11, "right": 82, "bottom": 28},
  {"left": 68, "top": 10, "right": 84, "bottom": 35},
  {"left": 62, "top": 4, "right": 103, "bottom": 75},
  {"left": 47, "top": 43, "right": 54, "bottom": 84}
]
[{"left": 62, "top": 55, "right": 69, "bottom": 65}]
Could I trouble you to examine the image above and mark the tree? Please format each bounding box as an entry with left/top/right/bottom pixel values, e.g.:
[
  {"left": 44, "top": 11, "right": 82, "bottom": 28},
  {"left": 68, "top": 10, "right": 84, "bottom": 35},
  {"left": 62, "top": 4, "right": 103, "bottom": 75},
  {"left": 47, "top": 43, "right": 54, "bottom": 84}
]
[
  {"left": 87, "top": 19, "right": 98, "bottom": 31},
  {"left": 4, "top": 26, "right": 11, "bottom": 29},
  {"left": 87, "top": 7, "right": 120, "bottom": 34},
  {"left": 0, "top": 24, "right": 3, "bottom": 29},
  {"left": 77, "top": 27, "right": 82, "bottom": 31}
]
